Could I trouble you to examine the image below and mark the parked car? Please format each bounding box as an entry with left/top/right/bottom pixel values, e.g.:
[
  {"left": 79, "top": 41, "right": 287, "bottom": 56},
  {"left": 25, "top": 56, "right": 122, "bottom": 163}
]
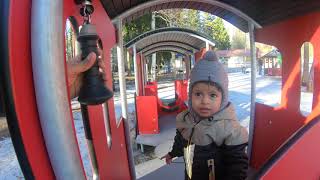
[{"left": 245, "top": 68, "right": 251, "bottom": 74}]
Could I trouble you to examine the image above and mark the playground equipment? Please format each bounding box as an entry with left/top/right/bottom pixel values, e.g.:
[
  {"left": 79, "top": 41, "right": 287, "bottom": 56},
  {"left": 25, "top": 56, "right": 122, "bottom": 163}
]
[
  {"left": 1, "top": 0, "right": 320, "bottom": 179},
  {"left": 124, "top": 27, "right": 213, "bottom": 137}
]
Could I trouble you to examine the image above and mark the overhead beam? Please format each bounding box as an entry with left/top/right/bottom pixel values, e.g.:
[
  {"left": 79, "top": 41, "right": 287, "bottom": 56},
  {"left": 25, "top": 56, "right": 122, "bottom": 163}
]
[
  {"left": 141, "top": 45, "right": 192, "bottom": 55},
  {"left": 112, "top": 0, "right": 261, "bottom": 30},
  {"left": 125, "top": 27, "right": 215, "bottom": 48},
  {"left": 143, "top": 48, "right": 190, "bottom": 57},
  {"left": 137, "top": 41, "right": 200, "bottom": 53}
]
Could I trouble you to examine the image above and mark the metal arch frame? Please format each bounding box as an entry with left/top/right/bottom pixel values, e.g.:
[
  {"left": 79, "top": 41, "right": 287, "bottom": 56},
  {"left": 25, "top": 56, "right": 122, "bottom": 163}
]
[
  {"left": 144, "top": 50, "right": 188, "bottom": 58},
  {"left": 143, "top": 47, "right": 191, "bottom": 57},
  {"left": 125, "top": 27, "right": 215, "bottom": 48},
  {"left": 141, "top": 44, "right": 193, "bottom": 55},
  {"left": 31, "top": 0, "right": 85, "bottom": 179},
  {"left": 137, "top": 40, "right": 200, "bottom": 53},
  {"left": 112, "top": 0, "right": 261, "bottom": 29}
]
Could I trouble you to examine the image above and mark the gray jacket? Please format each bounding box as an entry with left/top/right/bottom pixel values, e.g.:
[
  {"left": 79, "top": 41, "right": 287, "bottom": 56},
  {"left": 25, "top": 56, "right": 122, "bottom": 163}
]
[{"left": 169, "top": 103, "right": 249, "bottom": 180}]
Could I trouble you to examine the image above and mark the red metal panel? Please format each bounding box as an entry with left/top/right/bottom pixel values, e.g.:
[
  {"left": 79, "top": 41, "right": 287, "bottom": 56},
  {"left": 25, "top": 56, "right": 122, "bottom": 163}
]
[
  {"left": 145, "top": 81, "right": 158, "bottom": 97},
  {"left": 174, "top": 80, "right": 188, "bottom": 113},
  {"left": 175, "top": 80, "right": 181, "bottom": 100},
  {"left": 136, "top": 96, "right": 159, "bottom": 134},
  {"left": 310, "top": 20, "right": 320, "bottom": 119},
  {"left": 250, "top": 103, "right": 304, "bottom": 169},
  {"left": 7, "top": 0, "right": 54, "bottom": 178},
  {"left": 260, "top": 118, "right": 320, "bottom": 179},
  {"left": 175, "top": 80, "right": 188, "bottom": 102},
  {"left": 67, "top": 1, "right": 131, "bottom": 179},
  {"left": 63, "top": 1, "right": 131, "bottom": 179},
  {"left": 144, "top": 81, "right": 161, "bottom": 113},
  {"left": 87, "top": 106, "right": 131, "bottom": 179},
  {"left": 251, "top": 11, "right": 320, "bottom": 169}
]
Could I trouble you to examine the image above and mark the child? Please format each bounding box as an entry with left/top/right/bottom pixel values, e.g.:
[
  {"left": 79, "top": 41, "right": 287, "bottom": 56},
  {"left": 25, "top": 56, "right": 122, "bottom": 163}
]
[{"left": 161, "top": 51, "right": 248, "bottom": 180}]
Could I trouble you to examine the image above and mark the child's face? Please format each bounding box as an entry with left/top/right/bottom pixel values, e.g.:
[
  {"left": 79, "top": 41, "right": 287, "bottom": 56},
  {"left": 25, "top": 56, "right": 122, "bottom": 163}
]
[{"left": 191, "top": 82, "right": 222, "bottom": 118}]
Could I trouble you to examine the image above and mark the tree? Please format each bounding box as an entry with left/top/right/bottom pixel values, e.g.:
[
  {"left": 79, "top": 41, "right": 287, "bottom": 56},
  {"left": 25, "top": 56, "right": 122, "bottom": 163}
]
[
  {"left": 156, "top": 10, "right": 230, "bottom": 50},
  {"left": 123, "top": 11, "right": 179, "bottom": 77},
  {"left": 202, "top": 13, "right": 215, "bottom": 37},
  {"left": 155, "top": 9, "right": 201, "bottom": 31},
  {"left": 156, "top": 51, "right": 172, "bottom": 68},
  {"left": 123, "top": 13, "right": 152, "bottom": 43},
  {"left": 122, "top": 10, "right": 231, "bottom": 75},
  {"left": 208, "top": 18, "right": 231, "bottom": 50},
  {"left": 201, "top": 13, "right": 231, "bottom": 50},
  {"left": 231, "top": 29, "right": 246, "bottom": 49},
  {"left": 122, "top": 13, "right": 153, "bottom": 76}
]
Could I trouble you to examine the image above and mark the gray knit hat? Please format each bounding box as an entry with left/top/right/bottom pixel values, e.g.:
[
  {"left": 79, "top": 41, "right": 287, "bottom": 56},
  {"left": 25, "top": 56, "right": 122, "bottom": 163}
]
[{"left": 188, "top": 50, "right": 229, "bottom": 113}]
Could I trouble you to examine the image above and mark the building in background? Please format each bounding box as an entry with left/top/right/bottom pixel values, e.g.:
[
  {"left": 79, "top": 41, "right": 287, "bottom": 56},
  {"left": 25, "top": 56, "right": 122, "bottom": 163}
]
[{"left": 216, "top": 49, "right": 262, "bottom": 73}]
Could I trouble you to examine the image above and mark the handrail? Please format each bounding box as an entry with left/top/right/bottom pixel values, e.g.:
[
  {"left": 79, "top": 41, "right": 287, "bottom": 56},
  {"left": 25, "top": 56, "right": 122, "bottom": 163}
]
[{"left": 31, "top": 0, "right": 85, "bottom": 178}]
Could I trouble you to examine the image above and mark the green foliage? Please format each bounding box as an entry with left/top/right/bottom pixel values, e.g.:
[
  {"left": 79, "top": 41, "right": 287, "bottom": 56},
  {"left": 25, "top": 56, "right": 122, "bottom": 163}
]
[
  {"left": 208, "top": 18, "right": 231, "bottom": 50},
  {"left": 156, "top": 10, "right": 230, "bottom": 50},
  {"left": 201, "top": 13, "right": 215, "bottom": 37},
  {"left": 123, "top": 12, "right": 171, "bottom": 73},
  {"left": 231, "top": 29, "right": 246, "bottom": 49},
  {"left": 65, "top": 19, "right": 76, "bottom": 61},
  {"left": 121, "top": 9, "right": 232, "bottom": 73},
  {"left": 123, "top": 10, "right": 231, "bottom": 50},
  {"left": 184, "top": 10, "right": 201, "bottom": 31},
  {"left": 156, "top": 51, "right": 172, "bottom": 67},
  {"left": 123, "top": 13, "right": 152, "bottom": 43},
  {"left": 155, "top": 9, "right": 201, "bottom": 31}
]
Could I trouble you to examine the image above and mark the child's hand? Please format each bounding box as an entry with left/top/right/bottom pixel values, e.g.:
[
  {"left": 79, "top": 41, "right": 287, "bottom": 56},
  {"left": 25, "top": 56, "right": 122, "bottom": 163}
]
[{"left": 161, "top": 154, "right": 173, "bottom": 164}]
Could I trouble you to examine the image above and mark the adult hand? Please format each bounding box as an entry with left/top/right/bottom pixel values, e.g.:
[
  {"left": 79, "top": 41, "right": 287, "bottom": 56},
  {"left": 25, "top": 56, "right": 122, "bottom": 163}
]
[
  {"left": 67, "top": 50, "right": 107, "bottom": 99},
  {"left": 160, "top": 153, "right": 173, "bottom": 164}
]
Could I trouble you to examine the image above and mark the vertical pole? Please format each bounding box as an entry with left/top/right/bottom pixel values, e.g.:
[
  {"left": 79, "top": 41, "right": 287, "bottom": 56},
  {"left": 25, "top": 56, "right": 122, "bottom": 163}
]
[
  {"left": 145, "top": 57, "right": 149, "bottom": 82},
  {"left": 151, "top": 13, "right": 156, "bottom": 81},
  {"left": 116, "top": 20, "right": 128, "bottom": 119},
  {"left": 80, "top": 105, "right": 99, "bottom": 180},
  {"left": 141, "top": 55, "right": 146, "bottom": 95},
  {"left": 151, "top": 55, "right": 157, "bottom": 81},
  {"left": 116, "top": 19, "right": 136, "bottom": 180},
  {"left": 206, "top": 41, "right": 210, "bottom": 51},
  {"left": 185, "top": 55, "right": 190, "bottom": 79},
  {"left": 133, "top": 45, "right": 139, "bottom": 96},
  {"left": 191, "top": 54, "right": 195, "bottom": 68},
  {"left": 248, "top": 22, "right": 257, "bottom": 161}
]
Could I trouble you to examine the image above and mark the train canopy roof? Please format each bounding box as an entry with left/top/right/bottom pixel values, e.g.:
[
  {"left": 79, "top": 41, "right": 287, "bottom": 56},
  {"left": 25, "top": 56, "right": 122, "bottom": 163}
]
[
  {"left": 125, "top": 27, "right": 215, "bottom": 56},
  {"left": 101, "top": 0, "right": 320, "bottom": 32}
]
